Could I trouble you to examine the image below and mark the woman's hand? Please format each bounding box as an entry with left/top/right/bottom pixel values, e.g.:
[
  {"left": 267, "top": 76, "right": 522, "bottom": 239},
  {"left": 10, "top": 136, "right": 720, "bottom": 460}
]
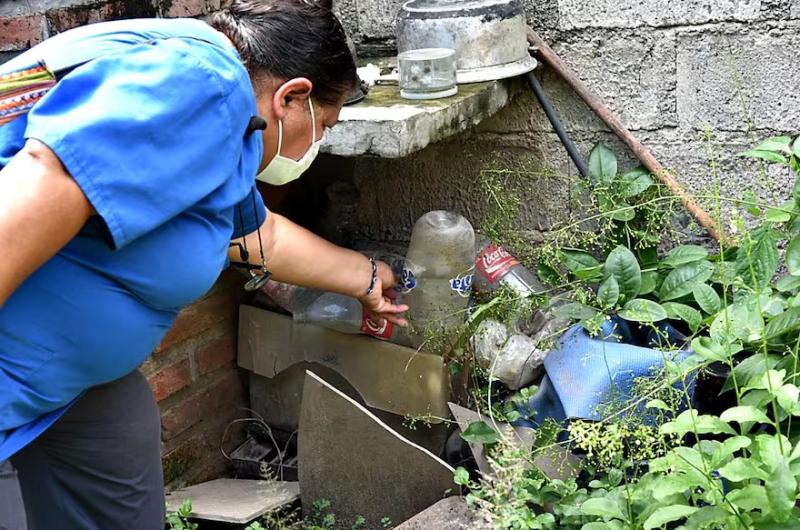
[{"left": 357, "top": 261, "right": 409, "bottom": 327}]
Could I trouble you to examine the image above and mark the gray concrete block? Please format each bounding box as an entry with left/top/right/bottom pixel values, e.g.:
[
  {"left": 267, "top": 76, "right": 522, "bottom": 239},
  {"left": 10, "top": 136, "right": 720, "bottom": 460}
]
[
  {"left": 299, "top": 370, "right": 455, "bottom": 530},
  {"left": 349, "top": 133, "right": 573, "bottom": 243},
  {"left": 356, "top": 0, "right": 403, "bottom": 39},
  {"left": 559, "top": 0, "right": 761, "bottom": 29},
  {"left": 676, "top": 28, "right": 800, "bottom": 132},
  {"left": 165, "top": 479, "right": 300, "bottom": 524},
  {"left": 545, "top": 30, "right": 678, "bottom": 131},
  {"left": 395, "top": 497, "right": 491, "bottom": 530},
  {"left": 333, "top": 0, "right": 360, "bottom": 42},
  {"left": 792, "top": 0, "right": 800, "bottom": 17}
]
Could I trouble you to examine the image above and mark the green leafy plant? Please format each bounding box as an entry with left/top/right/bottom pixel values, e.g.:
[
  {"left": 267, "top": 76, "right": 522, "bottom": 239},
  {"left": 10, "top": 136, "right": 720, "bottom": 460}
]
[
  {"left": 455, "top": 136, "right": 800, "bottom": 530},
  {"left": 166, "top": 499, "right": 198, "bottom": 530}
]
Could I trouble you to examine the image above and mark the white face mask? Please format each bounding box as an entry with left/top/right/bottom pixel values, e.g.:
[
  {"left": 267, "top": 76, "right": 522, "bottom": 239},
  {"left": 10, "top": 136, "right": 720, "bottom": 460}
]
[{"left": 256, "top": 97, "right": 324, "bottom": 185}]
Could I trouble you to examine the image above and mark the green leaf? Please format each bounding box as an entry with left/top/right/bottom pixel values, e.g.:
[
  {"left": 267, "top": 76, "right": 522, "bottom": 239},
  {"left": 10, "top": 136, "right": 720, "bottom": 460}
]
[
  {"left": 693, "top": 284, "right": 721, "bottom": 314},
  {"left": 765, "top": 459, "right": 797, "bottom": 522},
  {"left": 453, "top": 467, "right": 470, "bottom": 485},
  {"left": 659, "top": 261, "right": 714, "bottom": 301},
  {"left": 691, "top": 337, "right": 731, "bottom": 362},
  {"left": 684, "top": 506, "right": 732, "bottom": 528},
  {"left": 720, "top": 405, "right": 772, "bottom": 424},
  {"left": 736, "top": 227, "right": 779, "bottom": 288},
  {"left": 604, "top": 246, "right": 641, "bottom": 302},
  {"left": 588, "top": 143, "right": 618, "bottom": 183},
  {"left": 618, "top": 299, "right": 668, "bottom": 323},
  {"left": 639, "top": 271, "right": 659, "bottom": 295},
  {"left": 646, "top": 399, "right": 670, "bottom": 410},
  {"left": 727, "top": 484, "right": 768, "bottom": 511},
  {"left": 710, "top": 297, "right": 764, "bottom": 344},
  {"left": 663, "top": 302, "right": 703, "bottom": 332},
  {"left": 764, "top": 307, "right": 800, "bottom": 341},
  {"left": 620, "top": 167, "right": 654, "bottom": 197},
  {"left": 786, "top": 235, "right": 800, "bottom": 276},
  {"left": 561, "top": 249, "right": 601, "bottom": 273},
  {"left": 537, "top": 262, "right": 562, "bottom": 286},
  {"left": 718, "top": 457, "right": 769, "bottom": 481},
  {"left": 460, "top": 421, "right": 500, "bottom": 445},
  {"left": 580, "top": 524, "right": 614, "bottom": 530},
  {"left": 794, "top": 136, "right": 800, "bottom": 159},
  {"left": 597, "top": 275, "right": 620, "bottom": 309},
  {"left": 553, "top": 302, "right": 600, "bottom": 321},
  {"left": 643, "top": 505, "right": 698, "bottom": 529},
  {"left": 579, "top": 498, "right": 626, "bottom": 520},
  {"left": 660, "top": 409, "right": 735, "bottom": 436},
  {"left": 751, "top": 135, "right": 793, "bottom": 155},
  {"left": 765, "top": 200, "right": 795, "bottom": 223},
  {"left": 610, "top": 207, "right": 635, "bottom": 222},
  {"left": 741, "top": 149, "right": 789, "bottom": 164},
  {"left": 776, "top": 274, "right": 800, "bottom": 292},
  {"left": 662, "top": 245, "right": 709, "bottom": 267}
]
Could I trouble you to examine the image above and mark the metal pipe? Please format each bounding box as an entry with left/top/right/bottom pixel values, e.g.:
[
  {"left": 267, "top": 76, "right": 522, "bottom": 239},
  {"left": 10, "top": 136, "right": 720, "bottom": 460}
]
[
  {"left": 526, "top": 28, "right": 728, "bottom": 244},
  {"left": 526, "top": 70, "right": 590, "bottom": 180}
]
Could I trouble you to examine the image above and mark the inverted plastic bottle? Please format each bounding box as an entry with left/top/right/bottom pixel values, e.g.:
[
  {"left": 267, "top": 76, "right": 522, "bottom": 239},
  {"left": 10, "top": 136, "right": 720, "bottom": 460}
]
[
  {"left": 404, "top": 210, "right": 476, "bottom": 348},
  {"left": 261, "top": 280, "right": 411, "bottom": 345},
  {"left": 473, "top": 236, "right": 546, "bottom": 298}
]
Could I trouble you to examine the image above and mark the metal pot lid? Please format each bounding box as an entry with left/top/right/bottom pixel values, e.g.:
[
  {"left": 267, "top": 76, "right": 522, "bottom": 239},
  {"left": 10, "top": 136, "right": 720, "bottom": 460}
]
[
  {"left": 456, "top": 55, "right": 537, "bottom": 84},
  {"left": 400, "top": 0, "right": 520, "bottom": 16}
]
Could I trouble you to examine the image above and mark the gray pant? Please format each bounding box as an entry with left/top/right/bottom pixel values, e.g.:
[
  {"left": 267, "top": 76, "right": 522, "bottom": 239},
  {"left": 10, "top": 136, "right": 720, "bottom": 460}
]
[
  {"left": 10, "top": 370, "right": 165, "bottom": 530},
  {"left": 0, "top": 460, "right": 26, "bottom": 530}
]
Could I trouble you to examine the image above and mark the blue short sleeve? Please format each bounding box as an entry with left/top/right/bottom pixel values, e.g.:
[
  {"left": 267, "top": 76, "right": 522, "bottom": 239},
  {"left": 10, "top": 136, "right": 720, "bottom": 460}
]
[
  {"left": 24, "top": 37, "right": 252, "bottom": 249},
  {"left": 232, "top": 185, "right": 268, "bottom": 239}
]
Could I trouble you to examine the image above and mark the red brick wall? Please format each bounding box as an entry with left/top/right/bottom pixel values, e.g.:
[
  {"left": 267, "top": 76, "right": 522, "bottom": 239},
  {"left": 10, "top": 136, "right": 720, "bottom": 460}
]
[
  {"left": 0, "top": 0, "right": 222, "bottom": 55},
  {"left": 1, "top": 0, "right": 249, "bottom": 488},
  {"left": 142, "top": 271, "right": 249, "bottom": 487}
]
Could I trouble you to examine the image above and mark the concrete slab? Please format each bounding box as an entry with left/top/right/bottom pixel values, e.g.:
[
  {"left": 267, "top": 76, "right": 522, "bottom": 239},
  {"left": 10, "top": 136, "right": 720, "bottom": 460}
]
[
  {"left": 448, "top": 403, "right": 581, "bottom": 481},
  {"left": 164, "top": 479, "right": 299, "bottom": 524},
  {"left": 238, "top": 305, "right": 450, "bottom": 423},
  {"left": 299, "top": 370, "right": 456, "bottom": 529},
  {"left": 321, "top": 79, "right": 515, "bottom": 158},
  {"left": 394, "top": 497, "right": 491, "bottom": 530}
]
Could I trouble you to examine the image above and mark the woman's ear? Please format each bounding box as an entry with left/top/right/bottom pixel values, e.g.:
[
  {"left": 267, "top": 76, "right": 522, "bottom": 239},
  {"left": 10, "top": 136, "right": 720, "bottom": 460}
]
[{"left": 271, "top": 77, "right": 314, "bottom": 120}]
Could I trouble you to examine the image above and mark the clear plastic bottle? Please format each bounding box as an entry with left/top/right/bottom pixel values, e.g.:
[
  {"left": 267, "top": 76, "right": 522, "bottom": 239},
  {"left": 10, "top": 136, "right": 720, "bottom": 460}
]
[
  {"left": 473, "top": 237, "right": 546, "bottom": 297},
  {"left": 404, "top": 211, "right": 476, "bottom": 348},
  {"left": 261, "top": 279, "right": 411, "bottom": 345}
]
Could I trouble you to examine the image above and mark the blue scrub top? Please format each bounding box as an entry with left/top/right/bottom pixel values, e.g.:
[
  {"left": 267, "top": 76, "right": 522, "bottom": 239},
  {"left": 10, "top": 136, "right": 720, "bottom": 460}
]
[{"left": 0, "top": 18, "right": 267, "bottom": 461}]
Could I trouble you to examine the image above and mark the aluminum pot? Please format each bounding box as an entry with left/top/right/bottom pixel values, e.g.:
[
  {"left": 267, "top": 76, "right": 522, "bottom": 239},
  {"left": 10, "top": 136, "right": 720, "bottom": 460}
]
[{"left": 396, "top": 0, "right": 536, "bottom": 84}]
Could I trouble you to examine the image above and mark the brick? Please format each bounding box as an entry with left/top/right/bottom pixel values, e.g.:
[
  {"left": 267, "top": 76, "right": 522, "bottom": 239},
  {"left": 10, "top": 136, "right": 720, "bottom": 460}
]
[
  {"left": 147, "top": 356, "right": 192, "bottom": 402},
  {"left": 195, "top": 335, "right": 236, "bottom": 376},
  {"left": 45, "top": 0, "right": 155, "bottom": 34},
  {"left": 558, "top": 0, "right": 761, "bottom": 29},
  {"left": 160, "top": 0, "right": 220, "bottom": 18},
  {"left": 160, "top": 369, "right": 244, "bottom": 440},
  {"left": 156, "top": 291, "right": 236, "bottom": 353},
  {"left": 676, "top": 28, "right": 800, "bottom": 131},
  {"left": 0, "top": 15, "right": 43, "bottom": 51}
]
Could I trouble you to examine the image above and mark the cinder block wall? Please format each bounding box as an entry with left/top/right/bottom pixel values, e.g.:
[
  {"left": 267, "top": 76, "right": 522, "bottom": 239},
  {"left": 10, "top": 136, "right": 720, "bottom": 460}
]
[
  {"left": 330, "top": 0, "right": 800, "bottom": 245},
  {"left": 0, "top": 0, "right": 247, "bottom": 488}
]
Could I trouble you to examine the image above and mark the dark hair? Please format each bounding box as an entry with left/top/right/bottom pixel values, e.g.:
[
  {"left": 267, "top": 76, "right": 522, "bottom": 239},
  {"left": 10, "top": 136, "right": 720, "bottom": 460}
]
[{"left": 210, "top": 0, "right": 357, "bottom": 106}]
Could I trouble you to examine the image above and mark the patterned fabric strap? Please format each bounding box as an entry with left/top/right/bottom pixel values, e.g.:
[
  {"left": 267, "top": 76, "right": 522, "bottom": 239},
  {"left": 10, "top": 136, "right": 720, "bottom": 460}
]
[{"left": 0, "top": 62, "right": 57, "bottom": 126}]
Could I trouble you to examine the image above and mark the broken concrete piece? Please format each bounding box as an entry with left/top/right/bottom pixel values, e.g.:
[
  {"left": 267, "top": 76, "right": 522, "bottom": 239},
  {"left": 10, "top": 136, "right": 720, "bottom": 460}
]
[
  {"left": 299, "top": 371, "right": 455, "bottom": 529},
  {"left": 448, "top": 403, "right": 581, "bottom": 481},
  {"left": 394, "top": 497, "right": 491, "bottom": 530},
  {"left": 164, "top": 478, "right": 299, "bottom": 524},
  {"left": 238, "top": 305, "right": 449, "bottom": 422}
]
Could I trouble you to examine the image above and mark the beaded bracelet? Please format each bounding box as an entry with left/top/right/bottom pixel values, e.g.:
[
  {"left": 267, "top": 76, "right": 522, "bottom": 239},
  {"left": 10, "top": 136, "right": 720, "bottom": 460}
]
[{"left": 366, "top": 256, "right": 378, "bottom": 295}]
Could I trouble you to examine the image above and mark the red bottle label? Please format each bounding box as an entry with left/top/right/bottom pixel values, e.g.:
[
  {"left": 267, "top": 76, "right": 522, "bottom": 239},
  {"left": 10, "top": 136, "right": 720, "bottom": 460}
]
[
  {"left": 476, "top": 244, "right": 520, "bottom": 283},
  {"left": 361, "top": 308, "right": 394, "bottom": 340}
]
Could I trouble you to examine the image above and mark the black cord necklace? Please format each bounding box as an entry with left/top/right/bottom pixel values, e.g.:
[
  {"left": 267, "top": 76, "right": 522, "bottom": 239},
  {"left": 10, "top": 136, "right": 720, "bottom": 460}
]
[{"left": 229, "top": 188, "right": 271, "bottom": 291}]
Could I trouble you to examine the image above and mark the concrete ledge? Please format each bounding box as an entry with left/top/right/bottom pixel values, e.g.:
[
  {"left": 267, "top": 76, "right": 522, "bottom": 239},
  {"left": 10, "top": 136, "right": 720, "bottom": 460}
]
[{"left": 322, "top": 80, "right": 516, "bottom": 158}]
